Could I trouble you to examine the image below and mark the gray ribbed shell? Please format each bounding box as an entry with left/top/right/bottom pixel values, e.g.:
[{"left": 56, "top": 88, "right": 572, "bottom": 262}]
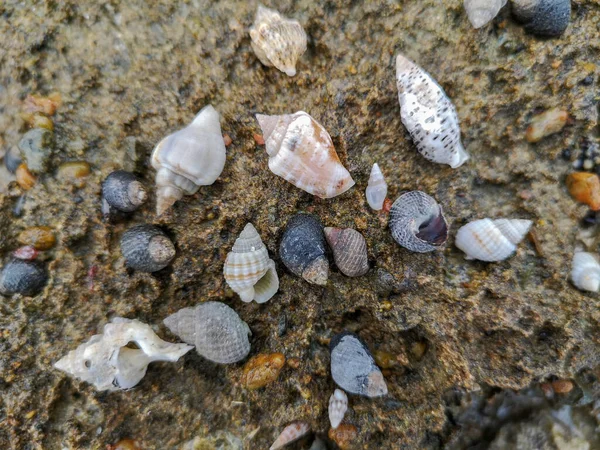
[
  {"left": 325, "top": 227, "right": 369, "bottom": 277},
  {"left": 0, "top": 259, "right": 48, "bottom": 296},
  {"left": 120, "top": 224, "right": 175, "bottom": 272},
  {"left": 102, "top": 170, "right": 147, "bottom": 212},
  {"left": 512, "top": 0, "right": 570, "bottom": 36},
  {"left": 163, "top": 301, "right": 251, "bottom": 364}
]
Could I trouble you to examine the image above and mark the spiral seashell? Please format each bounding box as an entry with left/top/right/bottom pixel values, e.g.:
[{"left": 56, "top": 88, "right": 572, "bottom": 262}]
[
  {"left": 365, "top": 163, "right": 388, "bottom": 211},
  {"left": 249, "top": 5, "right": 307, "bottom": 77},
  {"left": 280, "top": 214, "right": 329, "bottom": 285},
  {"left": 163, "top": 302, "right": 251, "bottom": 364},
  {"left": 324, "top": 227, "right": 369, "bottom": 277},
  {"left": 455, "top": 218, "right": 533, "bottom": 262},
  {"left": 120, "top": 224, "right": 176, "bottom": 272},
  {"left": 102, "top": 170, "right": 147, "bottom": 212},
  {"left": 0, "top": 259, "right": 48, "bottom": 297},
  {"left": 330, "top": 332, "right": 388, "bottom": 398},
  {"left": 224, "top": 223, "right": 279, "bottom": 303},
  {"left": 464, "top": 0, "right": 508, "bottom": 28},
  {"left": 571, "top": 252, "right": 600, "bottom": 293},
  {"left": 151, "top": 105, "right": 226, "bottom": 215},
  {"left": 270, "top": 421, "right": 311, "bottom": 450},
  {"left": 328, "top": 389, "right": 348, "bottom": 430},
  {"left": 512, "top": 0, "right": 571, "bottom": 37},
  {"left": 256, "top": 111, "right": 355, "bottom": 199},
  {"left": 389, "top": 191, "right": 449, "bottom": 253},
  {"left": 396, "top": 54, "right": 469, "bottom": 168}
]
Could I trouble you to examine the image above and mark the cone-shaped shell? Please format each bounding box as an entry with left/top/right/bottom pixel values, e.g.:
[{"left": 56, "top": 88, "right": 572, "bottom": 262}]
[
  {"left": 455, "top": 218, "right": 533, "bottom": 262},
  {"left": 325, "top": 227, "right": 369, "bottom": 277},
  {"left": 256, "top": 111, "right": 355, "bottom": 199},
  {"left": 389, "top": 191, "right": 449, "bottom": 253},
  {"left": 328, "top": 389, "right": 348, "bottom": 429},
  {"left": 151, "top": 105, "right": 226, "bottom": 215},
  {"left": 365, "top": 163, "right": 388, "bottom": 211},
  {"left": 396, "top": 54, "right": 469, "bottom": 168},
  {"left": 250, "top": 5, "right": 307, "bottom": 77},
  {"left": 464, "top": 0, "right": 507, "bottom": 28},
  {"left": 224, "top": 223, "right": 279, "bottom": 303},
  {"left": 270, "top": 422, "right": 311, "bottom": 450},
  {"left": 163, "top": 302, "right": 251, "bottom": 364},
  {"left": 571, "top": 252, "right": 600, "bottom": 293},
  {"left": 512, "top": 0, "right": 571, "bottom": 37}
]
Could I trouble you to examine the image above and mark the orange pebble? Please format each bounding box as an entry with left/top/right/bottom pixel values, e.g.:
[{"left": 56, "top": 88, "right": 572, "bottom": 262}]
[
  {"left": 23, "top": 93, "right": 61, "bottom": 116},
  {"left": 253, "top": 133, "right": 265, "bottom": 145},
  {"left": 17, "top": 226, "right": 56, "bottom": 250},
  {"left": 551, "top": 379, "right": 574, "bottom": 394},
  {"left": 16, "top": 164, "right": 36, "bottom": 190},
  {"left": 328, "top": 424, "right": 358, "bottom": 450},
  {"left": 241, "top": 353, "right": 285, "bottom": 389},
  {"left": 107, "top": 438, "right": 142, "bottom": 450},
  {"left": 566, "top": 172, "right": 600, "bottom": 210},
  {"left": 223, "top": 134, "right": 233, "bottom": 146}
]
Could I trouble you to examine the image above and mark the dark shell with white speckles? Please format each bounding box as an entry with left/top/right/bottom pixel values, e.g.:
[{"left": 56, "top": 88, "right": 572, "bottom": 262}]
[
  {"left": 120, "top": 224, "right": 175, "bottom": 272},
  {"left": 0, "top": 259, "right": 48, "bottom": 296}
]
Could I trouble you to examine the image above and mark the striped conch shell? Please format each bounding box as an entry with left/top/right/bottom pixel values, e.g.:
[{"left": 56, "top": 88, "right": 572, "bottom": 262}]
[
  {"left": 455, "top": 218, "right": 533, "bottom": 262},
  {"left": 571, "top": 251, "right": 600, "bottom": 293},
  {"left": 250, "top": 5, "right": 307, "bottom": 76},
  {"left": 270, "top": 421, "right": 311, "bottom": 450},
  {"left": 396, "top": 54, "right": 469, "bottom": 168},
  {"left": 365, "top": 163, "right": 388, "bottom": 211},
  {"left": 224, "top": 223, "right": 279, "bottom": 303},
  {"left": 328, "top": 389, "right": 348, "bottom": 429},
  {"left": 324, "top": 227, "right": 369, "bottom": 277},
  {"left": 256, "top": 111, "right": 355, "bottom": 198},
  {"left": 464, "top": 0, "right": 508, "bottom": 28},
  {"left": 151, "top": 105, "right": 226, "bottom": 215}
]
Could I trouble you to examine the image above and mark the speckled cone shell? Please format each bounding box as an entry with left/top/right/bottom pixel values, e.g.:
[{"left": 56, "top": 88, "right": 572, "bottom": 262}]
[
  {"left": 328, "top": 389, "right": 348, "bottom": 429},
  {"left": 571, "top": 252, "right": 600, "bottom": 293},
  {"left": 455, "top": 218, "right": 533, "bottom": 262},
  {"left": 151, "top": 105, "right": 226, "bottom": 215},
  {"left": 365, "top": 163, "right": 388, "bottom": 211},
  {"left": 270, "top": 422, "right": 311, "bottom": 450},
  {"left": 324, "top": 227, "right": 369, "bottom": 277},
  {"left": 464, "top": 0, "right": 507, "bottom": 28},
  {"left": 396, "top": 54, "right": 469, "bottom": 168},
  {"left": 250, "top": 5, "right": 307, "bottom": 77},
  {"left": 329, "top": 332, "right": 388, "bottom": 398},
  {"left": 389, "top": 191, "right": 449, "bottom": 253},
  {"left": 224, "top": 223, "right": 279, "bottom": 303},
  {"left": 256, "top": 111, "right": 355, "bottom": 199},
  {"left": 512, "top": 0, "right": 571, "bottom": 37},
  {"left": 163, "top": 302, "right": 251, "bottom": 364}
]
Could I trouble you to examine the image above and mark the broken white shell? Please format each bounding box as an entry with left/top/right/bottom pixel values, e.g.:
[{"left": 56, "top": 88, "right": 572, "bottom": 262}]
[
  {"left": 270, "top": 422, "right": 311, "bottom": 450},
  {"left": 54, "top": 318, "right": 192, "bottom": 391},
  {"left": 256, "top": 111, "right": 355, "bottom": 198},
  {"left": 396, "top": 54, "right": 469, "bottom": 168},
  {"left": 151, "top": 105, "right": 226, "bottom": 215},
  {"left": 571, "top": 252, "right": 600, "bottom": 292},
  {"left": 464, "top": 0, "right": 508, "bottom": 28},
  {"left": 455, "top": 218, "right": 533, "bottom": 262},
  {"left": 224, "top": 223, "right": 279, "bottom": 303},
  {"left": 365, "top": 163, "right": 388, "bottom": 211},
  {"left": 250, "top": 5, "right": 307, "bottom": 77},
  {"left": 328, "top": 389, "right": 348, "bottom": 429}
]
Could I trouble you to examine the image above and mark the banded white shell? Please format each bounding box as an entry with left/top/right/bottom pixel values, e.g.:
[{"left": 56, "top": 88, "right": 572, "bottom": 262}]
[
  {"left": 571, "top": 252, "right": 600, "bottom": 293},
  {"left": 328, "top": 389, "right": 348, "bottom": 429},
  {"left": 455, "top": 218, "right": 533, "bottom": 262},
  {"left": 224, "top": 223, "right": 279, "bottom": 303},
  {"left": 396, "top": 54, "right": 469, "bottom": 168},
  {"left": 270, "top": 422, "right": 311, "bottom": 450},
  {"left": 464, "top": 0, "right": 508, "bottom": 28},
  {"left": 365, "top": 163, "right": 388, "bottom": 211}
]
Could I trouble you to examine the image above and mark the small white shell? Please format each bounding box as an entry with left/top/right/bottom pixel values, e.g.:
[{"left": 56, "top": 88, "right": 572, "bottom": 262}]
[
  {"left": 464, "top": 0, "right": 508, "bottom": 28},
  {"left": 328, "top": 389, "right": 348, "bottom": 429},
  {"left": 224, "top": 223, "right": 279, "bottom": 303},
  {"left": 455, "top": 218, "right": 533, "bottom": 262},
  {"left": 151, "top": 105, "right": 226, "bottom": 215},
  {"left": 396, "top": 54, "right": 469, "bottom": 169},
  {"left": 571, "top": 252, "right": 600, "bottom": 292},
  {"left": 365, "top": 163, "right": 388, "bottom": 211},
  {"left": 270, "top": 422, "right": 310, "bottom": 450},
  {"left": 250, "top": 5, "right": 307, "bottom": 77}
]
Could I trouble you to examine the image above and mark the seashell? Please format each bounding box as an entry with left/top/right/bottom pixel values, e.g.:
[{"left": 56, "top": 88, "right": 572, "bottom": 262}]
[
  {"left": 54, "top": 317, "right": 192, "bottom": 391},
  {"left": 270, "top": 421, "right": 311, "bottom": 450},
  {"left": 512, "top": 0, "right": 571, "bottom": 37},
  {"left": 120, "top": 224, "right": 176, "bottom": 272},
  {"left": 396, "top": 54, "right": 469, "bottom": 168},
  {"left": 464, "top": 0, "right": 508, "bottom": 28},
  {"left": 0, "top": 259, "right": 48, "bottom": 296},
  {"left": 566, "top": 172, "right": 600, "bottom": 211},
  {"left": 280, "top": 214, "right": 329, "bottom": 285},
  {"left": 389, "top": 191, "right": 449, "bottom": 253},
  {"left": 17, "top": 226, "right": 56, "bottom": 250},
  {"left": 365, "top": 163, "right": 388, "bottom": 211},
  {"left": 255, "top": 111, "right": 355, "bottom": 199},
  {"left": 249, "top": 5, "right": 307, "bottom": 77},
  {"left": 224, "top": 223, "right": 279, "bottom": 303},
  {"left": 571, "top": 252, "right": 600, "bottom": 293},
  {"left": 151, "top": 105, "right": 226, "bottom": 215},
  {"left": 329, "top": 332, "right": 388, "bottom": 398},
  {"left": 324, "top": 227, "right": 369, "bottom": 277},
  {"left": 4, "top": 146, "right": 22, "bottom": 174},
  {"left": 455, "top": 218, "right": 533, "bottom": 261},
  {"left": 163, "top": 301, "right": 251, "bottom": 364},
  {"left": 328, "top": 389, "right": 348, "bottom": 430},
  {"left": 102, "top": 170, "right": 148, "bottom": 212}
]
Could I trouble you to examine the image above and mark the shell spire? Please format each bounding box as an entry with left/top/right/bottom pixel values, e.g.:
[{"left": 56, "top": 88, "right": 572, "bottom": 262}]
[
  {"left": 464, "top": 0, "right": 508, "bottom": 28},
  {"left": 270, "top": 422, "right": 311, "bottom": 450},
  {"left": 328, "top": 389, "right": 349, "bottom": 429},
  {"left": 571, "top": 252, "right": 600, "bottom": 293},
  {"left": 365, "top": 163, "right": 388, "bottom": 211}
]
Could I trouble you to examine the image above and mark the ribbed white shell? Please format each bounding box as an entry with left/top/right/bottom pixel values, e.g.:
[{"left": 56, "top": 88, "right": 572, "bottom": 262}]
[
  {"left": 464, "top": 0, "right": 508, "bottom": 28},
  {"left": 455, "top": 218, "right": 533, "bottom": 261},
  {"left": 571, "top": 252, "right": 600, "bottom": 293},
  {"left": 270, "top": 422, "right": 311, "bottom": 450},
  {"left": 328, "top": 389, "right": 348, "bottom": 429},
  {"left": 224, "top": 223, "right": 279, "bottom": 303},
  {"left": 365, "top": 163, "right": 388, "bottom": 210}
]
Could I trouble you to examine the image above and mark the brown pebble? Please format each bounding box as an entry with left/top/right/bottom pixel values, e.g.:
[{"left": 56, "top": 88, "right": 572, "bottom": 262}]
[
  {"left": 551, "top": 379, "right": 574, "bottom": 394},
  {"left": 57, "top": 161, "right": 91, "bottom": 188},
  {"left": 540, "top": 382, "right": 554, "bottom": 397},
  {"left": 566, "top": 172, "right": 600, "bottom": 210},
  {"left": 108, "top": 438, "right": 142, "bottom": 450},
  {"left": 373, "top": 350, "right": 398, "bottom": 369},
  {"left": 18, "top": 226, "right": 56, "bottom": 250},
  {"left": 410, "top": 341, "right": 428, "bottom": 361},
  {"left": 328, "top": 424, "right": 358, "bottom": 450},
  {"left": 241, "top": 353, "right": 285, "bottom": 390},
  {"left": 253, "top": 133, "right": 265, "bottom": 145},
  {"left": 223, "top": 134, "right": 233, "bottom": 146},
  {"left": 287, "top": 358, "right": 301, "bottom": 369},
  {"left": 23, "top": 93, "right": 61, "bottom": 116},
  {"left": 16, "top": 163, "right": 36, "bottom": 190},
  {"left": 380, "top": 300, "right": 393, "bottom": 311},
  {"left": 525, "top": 108, "right": 568, "bottom": 143}
]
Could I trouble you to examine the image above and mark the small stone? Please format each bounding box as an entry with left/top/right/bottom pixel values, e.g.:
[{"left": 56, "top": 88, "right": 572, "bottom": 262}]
[
  {"left": 223, "top": 134, "right": 233, "bottom": 146},
  {"left": 525, "top": 108, "right": 568, "bottom": 143},
  {"left": 15, "top": 164, "right": 36, "bottom": 190},
  {"left": 328, "top": 424, "right": 358, "bottom": 450},
  {"left": 287, "top": 358, "right": 301, "bottom": 369},
  {"left": 373, "top": 350, "right": 399, "bottom": 369},
  {"left": 28, "top": 114, "right": 54, "bottom": 131},
  {"left": 551, "top": 379, "right": 574, "bottom": 394},
  {"left": 566, "top": 172, "right": 600, "bottom": 210},
  {"left": 18, "top": 128, "right": 54, "bottom": 172},
  {"left": 253, "top": 133, "right": 265, "bottom": 145},
  {"left": 108, "top": 438, "right": 142, "bottom": 450},
  {"left": 18, "top": 226, "right": 56, "bottom": 250},
  {"left": 23, "top": 93, "right": 61, "bottom": 116},
  {"left": 241, "top": 353, "right": 285, "bottom": 390},
  {"left": 13, "top": 246, "right": 39, "bottom": 261},
  {"left": 57, "top": 161, "right": 91, "bottom": 188}
]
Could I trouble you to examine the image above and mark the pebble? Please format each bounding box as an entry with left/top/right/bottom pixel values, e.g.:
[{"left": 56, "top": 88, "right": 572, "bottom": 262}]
[
  {"left": 23, "top": 93, "right": 61, "bottom": 116},
  {"left": 17, "top": 226, "right": 56, "bottom": 250},
  {"left": 18, "top": 128, "right": 54, "bottom": 172},
  {"left": 57, "top": 161, "right": 91, "bottom": 188},
  {"left": 328, "top": 424, "right": 358, "bottom": 450},
  {"left": 16, "top": 164, "right": 36, "bottom": 190},
  {"left": 566, "top": 172, "right": 600, "bottom": 210},
  {"left": 108, "top": 438, "right": 142, "bottom": 450},
  {"left": 241, "top": 353, "right": 285, "bottom": 390},
  {"left": 525, "top": 108, "right": 568, "bottom": 143},
  {"left": 223, "top": 134, "right": 233, "bottom": 146},
  {"left": 13, "top": 245, "right": 39, "bottom": 261},
  {"left": 253, "top": 133, "right": 265, "bottom": 145},
  {"left": 551, "top": 379, "right": 574, "bottom": 394}
]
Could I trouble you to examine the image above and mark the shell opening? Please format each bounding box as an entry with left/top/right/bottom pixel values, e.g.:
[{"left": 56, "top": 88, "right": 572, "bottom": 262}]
[
  {"left": 253, "top": 263, "right": 279, "bottom": 303},
  {"left": 416, "top": 210, "right": 448, "bottom": 245}
]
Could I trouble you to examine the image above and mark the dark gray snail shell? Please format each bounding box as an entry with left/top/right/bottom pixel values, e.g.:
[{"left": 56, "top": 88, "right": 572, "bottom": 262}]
[
  {"left": 0, "top": 259, "right": 48, "bottom": 296},
  {"left": 280, "top": 214, "right": 329, "bottom": 285},
  {"left": 102, "top": 170, "right": 148, "bottom": 212},
  {"left": 512, "top": 0, "right": 570, "bottom": 37},
  {"left": 4, "top": 146, "right": 22, "bottom": 174},
  {"left": 120, "top": 224, "right": 175, "bottom": 272}
]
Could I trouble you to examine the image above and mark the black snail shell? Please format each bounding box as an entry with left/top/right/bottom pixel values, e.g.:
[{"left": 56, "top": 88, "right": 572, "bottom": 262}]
[
  {"left": 102, "top": 170, "right": 148, "bottom": 212},
  {"left": 120, "top": 224, "right": 175, "bottom": 272},
  {"left": 512, "top": 0, "right": 571, "bottom": 37},
  {"left": 0, "top": 259, "right": 48, "bottom": 296}
]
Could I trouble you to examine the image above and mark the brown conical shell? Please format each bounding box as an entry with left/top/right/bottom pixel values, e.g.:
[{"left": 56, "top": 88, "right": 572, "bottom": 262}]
[{"left": 324, "top": 227, "right": 369, "bottom": 277}]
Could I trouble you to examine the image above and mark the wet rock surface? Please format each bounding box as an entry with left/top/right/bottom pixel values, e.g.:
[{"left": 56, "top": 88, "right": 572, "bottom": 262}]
[{"left": 0, "top": 0, "right": 599, "bottom": 449}]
